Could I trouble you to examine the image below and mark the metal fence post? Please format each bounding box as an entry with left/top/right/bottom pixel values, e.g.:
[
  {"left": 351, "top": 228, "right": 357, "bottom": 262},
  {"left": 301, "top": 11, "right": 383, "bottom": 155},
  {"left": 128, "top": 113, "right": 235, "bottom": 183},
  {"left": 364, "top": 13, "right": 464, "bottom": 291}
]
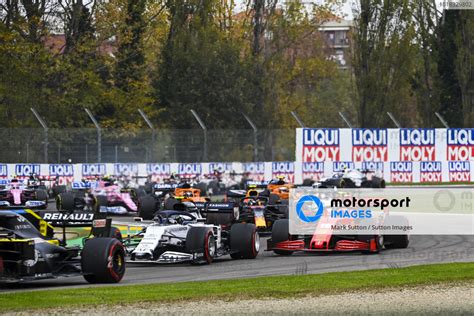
[
  {"left": 190, "top": 109, "right": 207, "bottom": 161},
  {"left": 435, "top": 112, "right": 450, "bottom": 128},
  {"left": 242, "top": 113, "right": 258, "bottom": 161},
  {"left": 291, "top": 111, "right": 306, "bottom": 128},
  {"left": 387, "top": 112, "right": 402, "bottom": 128},
  {"left": 138, "top": 109, "right": 155, "bottom": 162},
  {"left": 30, "top": 108, "right": 48, "bottom": 163},
  {"left": 338, "top": 112, "right": 353, "bottom": 128},
  {"left": 84, "top": 108, "right": 101, "bottom": 163}
]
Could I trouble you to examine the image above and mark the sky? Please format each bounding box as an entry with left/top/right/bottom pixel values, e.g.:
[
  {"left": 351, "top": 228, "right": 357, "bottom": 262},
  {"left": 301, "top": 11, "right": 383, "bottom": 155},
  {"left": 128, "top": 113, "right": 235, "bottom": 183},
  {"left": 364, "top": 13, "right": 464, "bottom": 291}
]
[{"left": 233, "top": 0, "right": 354, "bottom": 19}]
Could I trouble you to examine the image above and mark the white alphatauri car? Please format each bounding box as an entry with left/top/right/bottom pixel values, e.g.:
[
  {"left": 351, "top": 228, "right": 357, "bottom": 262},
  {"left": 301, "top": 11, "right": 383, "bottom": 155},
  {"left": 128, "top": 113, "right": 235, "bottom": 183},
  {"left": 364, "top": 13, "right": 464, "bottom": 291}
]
[{"left": 124, "top": 202, "right": 259, "bottom": 264}]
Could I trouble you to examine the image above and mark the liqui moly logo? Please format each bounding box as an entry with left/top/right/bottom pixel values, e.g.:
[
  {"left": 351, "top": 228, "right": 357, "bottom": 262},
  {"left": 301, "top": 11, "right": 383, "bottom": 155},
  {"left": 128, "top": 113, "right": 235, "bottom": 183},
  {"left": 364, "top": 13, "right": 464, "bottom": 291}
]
[
  {"left": 82, "top": 164, "right": 106, "bottom": 176},
  {"left": 390, "top": 162, "right": 413, "bottom": 183},
  {"left": 352, "top": 129, "right": 388, "bottom": 161},
  {"left": 209, "top": 163, "right": 232, "bottom": 174},
  {"left": 302, "top": 128, "right": 340, "bottom": 162},
  {"left": 362, "top": 162, "right": 384, "bottom": 171},
  {"left": 146, "top": 163, "right": 170, "bottom": 175},
  {"left": 447, "top": 129, "right": 474, "bottom": 161},
  {"left": 114, "top": 163, "right": 138, "bottom": 175},
  {"left": 448, "top": 161, "right": 470, "bottom": 182},
  {"left": 243, "top": 162, "right": 265, "bottom": 181},
  {"left": 49, "top": 164, "right": 74, "bottom": 177},
  {"left": 302, "top": 162, "right": 324, "bottom": 181},
  {"left": 333, "top": 162, "right": 355, "bottom": 173},
  {"left": 178, "top": 163, "right": 202, "bottom": 175},
  {"left": 272, "top": 162, "right": 294, "bottom": 183},
  {"left": 420, "top": 161, "right": 442, "bottom": 183},
  {"left": 400, "top": 129, "right": 435, "bottom": 161},
  {"left": 15, "top": 164, "right": 40, "bottom": 177},
  {"left": 0, "top": 164, "right": 7, "bottom": 177}
]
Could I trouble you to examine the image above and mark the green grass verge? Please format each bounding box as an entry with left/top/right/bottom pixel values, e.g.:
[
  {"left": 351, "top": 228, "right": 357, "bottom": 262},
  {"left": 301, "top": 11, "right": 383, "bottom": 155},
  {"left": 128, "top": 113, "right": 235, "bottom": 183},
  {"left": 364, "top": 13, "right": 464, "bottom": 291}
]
[{"left": 1, "top": 262, "right": 473, "bottom": 312}]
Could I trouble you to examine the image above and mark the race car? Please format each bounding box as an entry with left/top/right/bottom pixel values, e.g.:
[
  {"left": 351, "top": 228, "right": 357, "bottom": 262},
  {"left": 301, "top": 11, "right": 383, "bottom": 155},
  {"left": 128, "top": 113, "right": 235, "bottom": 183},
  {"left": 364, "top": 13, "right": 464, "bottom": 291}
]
[
  {"left": 0, "top": 209, "right": 125, "bottom": 283},
  {"left": 0, "top": 179, "right": 48, "bottom": 209},
  {"left": 56, "top": 179, "right": 139, "bottom": 215},
  {"left": 267, "top": 176, "right": 294, "bottom": 200},
  {"left": 267, "top": 215, "right": 409, "bottom": 255},
  {"left": 234, "top": 195, "right": 288, "bottom": 234},
  {"left": 125, "top": 201, "right": 259, "bottom": 264},
  {"left": 313, "top": 169, "right": 386, "bottom": 188},
  {"left": 137, "top": 182, "right": 210, "bottom": 220}
]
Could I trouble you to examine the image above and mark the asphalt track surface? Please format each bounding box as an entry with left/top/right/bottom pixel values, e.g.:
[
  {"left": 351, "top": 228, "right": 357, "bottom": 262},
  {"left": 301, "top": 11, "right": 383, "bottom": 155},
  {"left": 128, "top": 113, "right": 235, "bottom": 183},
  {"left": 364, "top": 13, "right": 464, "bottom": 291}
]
[{"left": 1, "top": 187, "right": 473, "bottom": 292}]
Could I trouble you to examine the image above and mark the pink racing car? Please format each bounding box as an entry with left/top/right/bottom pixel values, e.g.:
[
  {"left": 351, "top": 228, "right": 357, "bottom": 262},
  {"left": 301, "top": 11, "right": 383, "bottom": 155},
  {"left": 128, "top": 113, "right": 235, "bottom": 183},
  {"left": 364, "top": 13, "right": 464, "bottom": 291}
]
[
  {"left": 0, "top": 179, "right": 48, "bottom": 209},
  {"left": 56, "top": 179, "right": 141, "bottom": 215}
]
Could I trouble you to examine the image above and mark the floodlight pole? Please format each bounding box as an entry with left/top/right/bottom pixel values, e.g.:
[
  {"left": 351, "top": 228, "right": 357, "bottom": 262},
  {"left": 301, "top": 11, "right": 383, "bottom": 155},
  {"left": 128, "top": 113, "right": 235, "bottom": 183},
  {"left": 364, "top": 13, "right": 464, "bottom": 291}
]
[
  {"left": 84, "top": 108, "right": 101, "bottom": 163},
  {"left": 386, "top": 112, "right": 402, "bottom": 128},
  {"left": 138, "top": 109, "right": 156, "bottom": 161},
  {"left": 190, "top": 109, "right": 207, "bottom": 161},
  {"left": 242, "top": 113, "right": 258, "bottom": 161},
  {"left": 30, "top": 108, "right": 48, "bottom": 163},
  {"left": 435, "top": 112, "right": 450, "bottom": 128},
  {"left": 290, "top": 111, "right": 306, "bottom": 128},
  {"left": 338, "top": 112, "right": 353, "bottom": 128}
]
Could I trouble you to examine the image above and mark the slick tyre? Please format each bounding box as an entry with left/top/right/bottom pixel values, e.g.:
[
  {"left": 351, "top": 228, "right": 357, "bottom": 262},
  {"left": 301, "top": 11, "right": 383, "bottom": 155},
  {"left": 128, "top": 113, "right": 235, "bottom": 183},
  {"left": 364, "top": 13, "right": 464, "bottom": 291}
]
[
  {"left": 56, "top": 193, "right": 75, "bottom": 212},
  {"left": 35, "top": 189, "right": 48, "bottom": 209},
  {"left": 229, "top": 223, "right": 259, "bottom": 259},
  {"left": 384, "top": 215, "right": 410, "bottom": 249},
  {"left": 138, "top": 196, "right": 157, "bottom": 220},
  {"left": 94, "top": 195, "right": 108, "bottom": 214},
  {"left": 271, "top": 219, "right": 293, "bottom": 256},
  {"left": 186, "top": 227, "right": 215, "bottom": 264},
  {"left": 81, "top": 238, "right": 125, "bottom": 283},
  {"left": 371, "top": 177, "right": 386, "bottom": 188}
]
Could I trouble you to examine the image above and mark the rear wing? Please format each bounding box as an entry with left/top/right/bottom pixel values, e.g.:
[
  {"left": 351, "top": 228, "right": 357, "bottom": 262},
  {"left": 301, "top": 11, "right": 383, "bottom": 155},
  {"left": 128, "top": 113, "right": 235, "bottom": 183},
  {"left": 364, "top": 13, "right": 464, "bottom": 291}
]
[
  {"left": 202, "top": 202, "right": 239, "bottom": 226},
  {"left": 245, "top": 180, "right": 268, "bottom": 189},
  {"left": 71, "top": 181, "right": 98, "bottom": 190}
]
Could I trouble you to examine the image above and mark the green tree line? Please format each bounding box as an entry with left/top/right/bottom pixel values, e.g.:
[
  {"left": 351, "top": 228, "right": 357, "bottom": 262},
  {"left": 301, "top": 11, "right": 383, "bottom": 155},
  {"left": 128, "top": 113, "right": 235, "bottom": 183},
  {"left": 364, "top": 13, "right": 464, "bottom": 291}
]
[{"left": 0, "top": 0, "right": 472, "bottom": 129}]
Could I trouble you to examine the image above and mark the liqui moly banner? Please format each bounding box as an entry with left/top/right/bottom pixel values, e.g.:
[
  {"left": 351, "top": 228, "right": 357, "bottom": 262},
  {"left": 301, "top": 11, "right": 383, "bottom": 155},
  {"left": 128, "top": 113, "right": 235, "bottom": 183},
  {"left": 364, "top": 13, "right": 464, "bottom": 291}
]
[
  {"left": 399, "top": 128, "right": 436, "bottom": 161},
  {"left": 298, "top": 128, "right": 340, "bottom": 162},
  {"left": 447, "top": 128, "right": 474, "bottom": 161},
  {"left": 302, "top": 162, "right": 324, "bottom": 181},
  {"left": 352, "top": 129, "right": 388, "bottom": 161},
  {"left": 242, "top": 162, "right": 265, "bottom": 181},
  {"left": 272, "top": 162, "right": 295, "bottom": 183},
  {"left": 146, "top": 163, "right": 171, "bottom": 182}
]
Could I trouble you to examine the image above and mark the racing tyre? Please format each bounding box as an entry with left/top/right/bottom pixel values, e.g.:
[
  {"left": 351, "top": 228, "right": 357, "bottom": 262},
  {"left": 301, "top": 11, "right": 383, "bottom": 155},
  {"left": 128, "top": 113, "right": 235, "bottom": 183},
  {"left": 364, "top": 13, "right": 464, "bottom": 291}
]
[
  {"left": 268, "top": 194, "right": 280, "bottom": 205},
  {"left": 230, "top": 223, "right": 259, "bottom": 259},
  {"left": 185, "top": 227, "right": 216, "bottom": 264},
  {"left": 194, "top": 182, "right": 208, "bottom": 195},
  {"left": 302, "top": 178, "right": 315, "bottom": 187},
  {"left": 35, "top": 189, "right": 48, "bottom": 209},
  {"left": 138, "top": 196, "right": 157, "bottom": 220},
  {"left": 164, "top": 198, "right": 178, "bottom": 210},
  {"left": 56, "top": 193, "right": 75, "bottom": 212},
  {"left": 52, "top": 185, "right": 67, "bottom": 198},
  {"left": 271, "top": 219, "right": 293, "bottom": 256},
  {"left": 94, "top": 195, "right": 108, "bottom": 214},
  {"left": 384, "top": 216, "right": 410, "bottom": 249},
  {"left": 81, "top": 238, "right": 126, "bottom": 283},
  {"left": 208, "top": 181, "right": 219, "bottom": 195},
  {"left": 371, "top": 177, "right": 386, "bottom": 188}
]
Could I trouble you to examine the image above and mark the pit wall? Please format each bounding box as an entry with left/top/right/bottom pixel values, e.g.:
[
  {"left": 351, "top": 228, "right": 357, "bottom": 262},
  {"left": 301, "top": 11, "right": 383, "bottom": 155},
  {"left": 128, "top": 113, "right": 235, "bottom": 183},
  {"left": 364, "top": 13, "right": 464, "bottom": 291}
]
[{"left": 0, "top": 128, "right": 472, "bottom": 185}]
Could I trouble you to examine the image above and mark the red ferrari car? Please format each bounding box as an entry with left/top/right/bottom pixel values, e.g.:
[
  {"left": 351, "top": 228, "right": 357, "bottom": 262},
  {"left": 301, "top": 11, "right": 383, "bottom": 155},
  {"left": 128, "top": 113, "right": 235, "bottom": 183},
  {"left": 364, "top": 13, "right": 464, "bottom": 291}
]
[{"left": 267, "top": 216, "right": 409, "bottom": 255}]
